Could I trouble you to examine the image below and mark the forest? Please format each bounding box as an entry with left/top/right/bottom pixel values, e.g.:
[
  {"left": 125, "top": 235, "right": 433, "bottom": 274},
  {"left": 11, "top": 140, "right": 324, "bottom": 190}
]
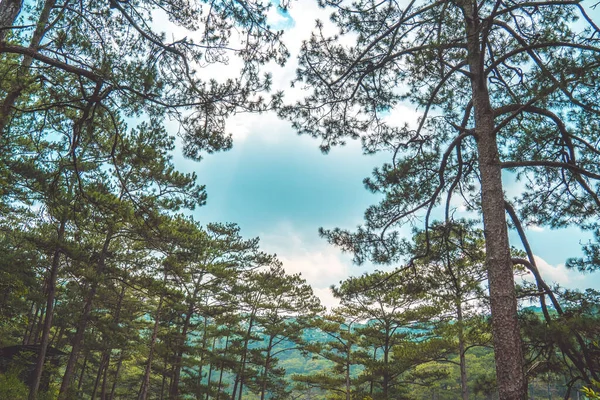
[{"left": 0, "top": 0, "right": 599, "bottom": 399}]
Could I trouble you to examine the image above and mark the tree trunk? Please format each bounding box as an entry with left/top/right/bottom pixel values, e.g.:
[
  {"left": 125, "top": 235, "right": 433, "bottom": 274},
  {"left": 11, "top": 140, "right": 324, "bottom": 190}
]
[
  {"left": 108, "top": 351, "right": 124, "bottom": 400},
  {"left": 196, "top": 314, "right": 209, "bottom": 398},
  {"left": 28, "top": 218, "right": 66, "bottom": 400},
  {"left": 205, "top": 336, "right": 217, "bottom": 400},
  {"left": 77, "top": 350, "right": 89, "bottom": 393},
  {"left": 383, "top": 328, "right": 389, "bottom": 399},
  {"left": 23, "top": 301, "right": 37, "bottom": 345},
  {"left": 30, "top": 301, "right": 46, "bottom": 345},
  {"left": 461, "top": 1, "right": 526, "bottom": 397},
  {"left": 138, "top": 295, "right": 164, "bottom": 400},
  {"left": 159, "top": 355, "right": 169, "bottom": 400},
  {"left": 216, "top": 335, "right": 230, "bottom": 400},
  {"left": 457, "top": 301, "right": 469, "bottom": 400},
  {"left": 99, "top": 286, "right": 126, "bottom": 400},
  {"left": 231, "top": 314, "right": 255, "bottom": 400},
  {"left": 169, "top": 303, "right": 194, "bottom": 399},
  {"left": 91, "top": 353, "right": 109, "bottom": 400},
  {"left": 58, "top": 230, "right": 113, "bottom": 400},
  {"left": 345, "top": 342, "right": 351, "bottom": 400},
  {"left": 0, "top": 0, "right": 22, "bottom": 42},
  {"left": 260, "top": 335, "right": 275, "bottom": 400}
]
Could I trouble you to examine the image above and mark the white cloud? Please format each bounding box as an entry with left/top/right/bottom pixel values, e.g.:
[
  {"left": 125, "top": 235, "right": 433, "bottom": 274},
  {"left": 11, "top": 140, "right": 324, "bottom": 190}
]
[
  {"left": 311, "top": 287, "right": 341, "bottom": 309},
  {"left": 526, "top": 224, "right": 544, "bottom": 232},
  {"left": 519, "top": 255, "right": 585, "bottom": 289},
  {"left": 258, "top": 221, "right": 359, "bottom": 308}
]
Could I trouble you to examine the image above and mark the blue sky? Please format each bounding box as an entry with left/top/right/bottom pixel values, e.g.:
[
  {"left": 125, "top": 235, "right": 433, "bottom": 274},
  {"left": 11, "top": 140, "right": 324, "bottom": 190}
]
[{"left": 170, "top": 0, "right": 599, "bottom": 307}]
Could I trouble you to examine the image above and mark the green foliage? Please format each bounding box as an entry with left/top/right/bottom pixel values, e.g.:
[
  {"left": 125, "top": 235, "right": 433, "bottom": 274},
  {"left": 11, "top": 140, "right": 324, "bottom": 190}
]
[
  {"left": 582, "top": 379, "right": 600, "bottom": 399},
  {"left": 0, "top": 371, "right": 28, "bottom": 400}
]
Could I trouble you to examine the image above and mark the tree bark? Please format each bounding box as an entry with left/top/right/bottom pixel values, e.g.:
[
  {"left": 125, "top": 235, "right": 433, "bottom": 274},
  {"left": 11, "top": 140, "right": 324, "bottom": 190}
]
[
  {"left": 0, "top": 0, "right": 22, "bottom": 42},
  {"left": 457, "top": 300, "right": 469, "bottom": 400},
  {"left": 205, "top": 336, "right": 217, "bottom": 400},
  {"left": 216, "top": 335, "right": 230, "bottom": 400},
  {"left": 91, "top": 352, "right": 109, "bottom": 400},
  {"left": 58, "top": 230, "right": 113, "bottom": 399},
  {"left": 77, "top": 350, "right": 89, "bottom": 393},
  {"left": 461, "top": 1, "right": 527, "bottom": 396},
  {"left": 108, "top": 351, "right": 124, "bottom": 400},
  {"left": 260, "top": 335, "right": 275, "bottom": 400},
  {"left": 138, "top": 294, "right": 163, "bottom": 400},
  {"left": 99, "top": 286, "right": 126, "bottom": 400},
  {"left": 28, "top": 218, "right": 66, "bottom": 400},
  {"left": 231, "top": 314, "right": 255, "bottom": 400},
  {"left": 169, "top": 303, "right": 194, "bottom": 399}
]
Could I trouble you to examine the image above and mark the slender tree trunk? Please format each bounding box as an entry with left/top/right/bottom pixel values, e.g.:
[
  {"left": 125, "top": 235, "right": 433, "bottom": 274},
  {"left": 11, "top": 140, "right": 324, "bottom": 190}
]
[
  {"left": 196, "top": 314, "right": 209, "bottom": 398},
  {"left": 216, "top": 335, "right": 230, "bottom": 400},
  {"left": 77, "top": 350, "right": 89, "bottom": 393},
  {"left": 170, "top": 304, "right": 194, "bottom": 399},
  {"left": 383, "top": 330, "right": 390, "bottom": 399},
  {"left": 58, "top": 231, "right": 113, "bottom": 400},
  {"left": 91, "top": 353, "right": 109, "bottom": 400},
  {"left": 108, "top": 351, "right": 124, "bottom": 400},
  {"left": 159, "top": 355, "right": 169, "bottom": 400},
  {"left": 461, "top": 2, "right": 526, "bottom": 397},
  {"left": 205, "top": 336, "right": 217, "bottom": 400},
  {"left": 31, "top": 302, "right": 45, "bottom": 344},
  {"left": 23, "top": 301, "right": 37, "bottom": 345},
  {"left": 232, "top": 315, "right": 255, "bottom": 400},
  {"left": 370, "top": 348, "right": 376, "bottom": 396},
  {"left": 98, "top": 286, "right": 125, "bottom": 400},
  {"left": 260, "top": 336, "right": 275, "bottom": 400},
  {"left": 457, "top": 301, "right": 469, "bottom": 400},
  {"left": 345, "top": 342, "right": 351, "bottom": 400},
  {"left": 138, "top": 295, "right": 164, "bottom": 400},
  {"left": 100, "top": 352, "right": 111, "bottom": 400},
  {"left": 50, "top": 325, "right": 65, "bottom": 348},
  {"left": 28, "top": 218, "right": 66, "bottom": 400}
]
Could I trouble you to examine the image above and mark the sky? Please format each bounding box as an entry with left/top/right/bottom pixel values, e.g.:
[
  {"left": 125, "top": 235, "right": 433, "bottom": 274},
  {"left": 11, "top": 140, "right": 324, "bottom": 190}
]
[{"left": 167, "top": 0, "right": 600, "bottom": 308}]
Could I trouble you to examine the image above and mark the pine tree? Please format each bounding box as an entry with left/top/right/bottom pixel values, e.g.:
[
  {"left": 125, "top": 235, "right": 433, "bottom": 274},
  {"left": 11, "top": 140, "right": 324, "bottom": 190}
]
[{"left": 282, "top": 0, "right": 600, "bottom": 397}]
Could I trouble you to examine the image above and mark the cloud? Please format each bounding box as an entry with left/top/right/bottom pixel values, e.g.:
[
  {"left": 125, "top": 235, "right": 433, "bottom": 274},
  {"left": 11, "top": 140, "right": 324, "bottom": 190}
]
[
  {"left": 519, "top": 255, "right": 585, "bottom": 289},
  {"left": 526, "top": 224, "right": 544, "bottom": 232},
  {"left": 311, "top": 287, "right": 341, "bottom": 309},
  {"left": 257, "top": 221, "right": 360, "bottom": 308}
]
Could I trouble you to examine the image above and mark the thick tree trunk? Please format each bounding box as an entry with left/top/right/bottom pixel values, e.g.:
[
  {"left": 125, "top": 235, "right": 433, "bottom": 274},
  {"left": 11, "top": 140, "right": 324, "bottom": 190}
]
[
  {"left": 0, "top": 0, "right": 22, "bottom": 42},
  {"left": 461, "top": 2, "right": 526, "bottom": 396},
  {"left": 28, "top": 218, "right": 66, "bottom": 400}
]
